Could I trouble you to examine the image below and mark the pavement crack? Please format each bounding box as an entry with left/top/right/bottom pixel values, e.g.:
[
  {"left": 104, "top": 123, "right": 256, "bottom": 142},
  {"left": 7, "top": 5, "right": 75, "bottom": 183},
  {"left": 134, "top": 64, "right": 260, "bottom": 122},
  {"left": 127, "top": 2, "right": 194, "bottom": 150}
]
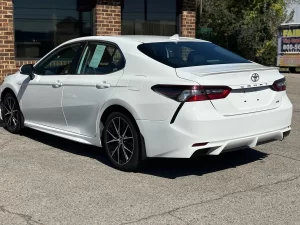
[
  {"left": 0, "top": 206, "right": 43, "bottom": 225},
  {"left": 272, "top": 153, "right": 300, "bottom": 162},
  {"left": 0, "top": 139, "right": 14, "bottom": 149},
  {"left": 121, "top": 174, "right": 300, "bottom": 225},
  {"left": 168, "top": 212, "right": 190, "bottom": 225}
]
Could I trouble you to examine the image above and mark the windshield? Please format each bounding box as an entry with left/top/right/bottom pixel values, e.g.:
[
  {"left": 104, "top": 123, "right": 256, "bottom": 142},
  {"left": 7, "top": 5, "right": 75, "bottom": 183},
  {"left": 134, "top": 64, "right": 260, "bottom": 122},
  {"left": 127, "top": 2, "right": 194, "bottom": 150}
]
[{"left": 138, "top": 41, "right": 250, "bottom": 68}]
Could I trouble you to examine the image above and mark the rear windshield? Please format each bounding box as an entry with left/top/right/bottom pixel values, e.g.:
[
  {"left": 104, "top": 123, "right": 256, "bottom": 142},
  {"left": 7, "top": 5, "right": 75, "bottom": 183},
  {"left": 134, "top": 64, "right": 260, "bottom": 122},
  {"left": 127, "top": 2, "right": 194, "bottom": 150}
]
[{"left": 137, "top": 41, "right": 250, "bottom": 68}]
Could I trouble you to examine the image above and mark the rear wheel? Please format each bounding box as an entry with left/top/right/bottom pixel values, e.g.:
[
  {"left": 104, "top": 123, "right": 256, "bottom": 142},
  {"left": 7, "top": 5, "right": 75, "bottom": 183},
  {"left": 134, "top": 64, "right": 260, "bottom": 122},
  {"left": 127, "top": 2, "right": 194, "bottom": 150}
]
[
  {"left": 103, "top": 112, "right": 140, "bottom": 171},
  {"left": 2, "top": 93, "right": 22, "bottom": 134}
]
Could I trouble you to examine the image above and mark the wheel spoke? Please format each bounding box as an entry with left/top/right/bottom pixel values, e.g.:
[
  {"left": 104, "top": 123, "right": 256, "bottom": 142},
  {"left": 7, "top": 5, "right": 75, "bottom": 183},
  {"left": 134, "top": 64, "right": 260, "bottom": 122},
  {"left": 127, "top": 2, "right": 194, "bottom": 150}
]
[
  {"left": 123, "top": 136, "right": 133, "bottom": 140},
  {"left": 124, "top": 140, "right": 133, "bottom": 147},
  {"left": 123, "top": 144, "right": 133, "bottom": 154},
  {"left": 121, "top": 145, "right": 129, "bottom": 161},
  {"left": 11, "top": 102, "right": 15, "bottom": 111},
  {"left": 7, "top": 98, "right": 11, "bottom": 110},
  {"left": 112, "top": 119, "right": 120, "bottom": 136},
  {"left": 4, "top": 106, "right": 10, "bottom": 113},
  {"left": 111, "top": 144, "right": 120, "bottom": 157},
  {"left": 107, "top": 139, "right": 119, "bottom": 144},
  {"left": 107, "top": 130, "right": 118, "bottom": 140},
  {"left": 8, "top": 116, "right": 12, "bottom": 127},
  {"left": 9, "top": 98, "right": 13, "bottom": 110},
  {"left": 12, "top": 117, "right": 17, "bottom": 126},
  {"left": 122, "top": 125, "right": 129, "bottom": 137}
]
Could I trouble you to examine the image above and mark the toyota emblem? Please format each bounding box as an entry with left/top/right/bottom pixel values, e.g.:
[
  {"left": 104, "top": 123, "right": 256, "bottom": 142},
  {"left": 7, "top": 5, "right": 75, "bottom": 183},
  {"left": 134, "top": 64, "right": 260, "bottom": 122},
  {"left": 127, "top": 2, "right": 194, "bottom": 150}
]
[{"left": 251, "top": 73, "right": 259, "bottom": 82}]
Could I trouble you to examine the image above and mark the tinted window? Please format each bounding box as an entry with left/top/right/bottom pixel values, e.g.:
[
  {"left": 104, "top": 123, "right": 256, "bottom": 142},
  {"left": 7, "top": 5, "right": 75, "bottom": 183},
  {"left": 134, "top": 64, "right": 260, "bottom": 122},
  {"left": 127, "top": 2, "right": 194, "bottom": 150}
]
[
  {"left": 34, "top": 43, "right": 81, "bottom": 75},
  {"left": 77, "top": 43, "right": 125, "bottom": 75},
  {"left": 138, "top": 42, "right": 250, "bottom": 68},
  {"left": 14, "top": 0, "right": 92, "bottom": 59},
  {"left": 121, "top": 0, "right": 177, "bottom": 35},
  {"left": 146, "top": 0, "right": 177, "bottom": 35},
  {"left": 122, "top": 0, "right": 145, "bottom": 35}
]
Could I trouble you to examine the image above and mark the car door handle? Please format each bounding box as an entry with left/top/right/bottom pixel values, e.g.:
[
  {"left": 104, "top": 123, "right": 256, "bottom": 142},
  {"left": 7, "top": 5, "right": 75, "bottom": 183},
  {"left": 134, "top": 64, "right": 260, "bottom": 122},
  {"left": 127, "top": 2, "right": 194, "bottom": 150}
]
[
  {"left": 52, "top": 81, "right": 63, "bottom": 88},
  {"left": 96, "top": 82, "right": 111, "bottom": 89}
]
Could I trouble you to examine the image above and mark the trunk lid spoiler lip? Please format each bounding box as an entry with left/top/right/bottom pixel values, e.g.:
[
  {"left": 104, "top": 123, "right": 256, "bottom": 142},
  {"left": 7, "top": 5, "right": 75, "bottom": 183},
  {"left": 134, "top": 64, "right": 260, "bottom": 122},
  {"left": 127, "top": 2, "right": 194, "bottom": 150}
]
[{"left": 176, "top": 65, "right": 279, "bottom": 77}]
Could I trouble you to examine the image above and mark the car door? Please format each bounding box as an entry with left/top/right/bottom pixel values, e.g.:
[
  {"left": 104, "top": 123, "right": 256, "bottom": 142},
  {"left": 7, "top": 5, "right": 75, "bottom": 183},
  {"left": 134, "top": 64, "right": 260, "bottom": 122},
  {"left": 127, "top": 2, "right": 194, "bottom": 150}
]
[
  {"left": 62, "top": 41, "right": 125, "bottom": 137},
  {"left": 21, "top": 42, "right": 84, "bottom": 130}
]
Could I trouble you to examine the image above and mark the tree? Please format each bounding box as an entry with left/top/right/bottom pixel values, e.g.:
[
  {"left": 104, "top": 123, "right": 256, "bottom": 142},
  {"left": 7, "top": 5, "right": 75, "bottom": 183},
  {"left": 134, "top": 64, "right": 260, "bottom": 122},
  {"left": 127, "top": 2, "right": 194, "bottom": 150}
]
[{"left": 196, "top": 0, "right": 296, "bottom": 66}]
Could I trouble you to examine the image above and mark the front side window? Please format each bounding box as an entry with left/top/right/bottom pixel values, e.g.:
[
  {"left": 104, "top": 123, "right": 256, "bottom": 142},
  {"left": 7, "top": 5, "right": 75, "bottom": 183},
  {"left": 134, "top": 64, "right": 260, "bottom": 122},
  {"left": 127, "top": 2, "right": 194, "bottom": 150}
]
[
  {"left": 14, "top": 0, "right": 93, "bottom": 59},
  {"left": 34, "top": 43, "right": 81, "bottom": 75},
  {"left": 138, "top": 42, "right": 251, "bottom": 68},
  {"left": 77, "top": 43, "right": 125, "bottom": 75}
]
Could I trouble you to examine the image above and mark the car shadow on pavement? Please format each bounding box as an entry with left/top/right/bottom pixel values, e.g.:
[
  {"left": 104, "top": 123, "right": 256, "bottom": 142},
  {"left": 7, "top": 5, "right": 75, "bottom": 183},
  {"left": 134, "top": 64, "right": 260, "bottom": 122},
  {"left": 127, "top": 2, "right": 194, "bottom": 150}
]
[
  {"left": 139, "top": 150, "right": 268, "bottom": 179},
  {"left": 20, "top": 128, "right": 268, "bottom": 179},
  {"left": 20, "top": 128, "right": 112, "bottom": 167}
]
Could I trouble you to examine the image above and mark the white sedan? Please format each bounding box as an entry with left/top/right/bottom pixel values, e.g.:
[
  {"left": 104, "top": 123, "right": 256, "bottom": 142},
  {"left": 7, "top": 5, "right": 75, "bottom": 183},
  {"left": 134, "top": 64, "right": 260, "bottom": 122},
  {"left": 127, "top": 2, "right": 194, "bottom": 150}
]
[{"left": 0, "top": 35, "right": 293, "bottom": 171}]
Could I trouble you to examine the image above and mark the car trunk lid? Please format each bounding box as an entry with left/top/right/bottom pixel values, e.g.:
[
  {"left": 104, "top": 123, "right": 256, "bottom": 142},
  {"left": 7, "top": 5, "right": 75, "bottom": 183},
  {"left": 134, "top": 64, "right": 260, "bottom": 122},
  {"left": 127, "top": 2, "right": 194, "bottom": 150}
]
[{"left": 176, "top": 63, "right": 284, "bottom": 116}]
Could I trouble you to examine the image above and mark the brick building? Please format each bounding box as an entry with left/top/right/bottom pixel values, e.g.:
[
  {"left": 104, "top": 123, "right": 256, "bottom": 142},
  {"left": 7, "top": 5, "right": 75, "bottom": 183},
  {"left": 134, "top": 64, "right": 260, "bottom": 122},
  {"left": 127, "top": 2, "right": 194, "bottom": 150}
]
[{"left": 0, "top": 0, "right": 196, "bottom": 82}]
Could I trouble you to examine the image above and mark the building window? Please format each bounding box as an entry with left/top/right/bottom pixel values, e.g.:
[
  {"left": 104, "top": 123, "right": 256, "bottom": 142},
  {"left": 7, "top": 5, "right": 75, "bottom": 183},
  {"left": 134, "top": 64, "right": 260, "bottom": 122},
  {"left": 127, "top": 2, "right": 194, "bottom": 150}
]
[
  {"left": 14, "top": 0, "right": 93, "bottom": 59},
  {"left": 122, "top": 0, "right": 178, "bottom": 36}
]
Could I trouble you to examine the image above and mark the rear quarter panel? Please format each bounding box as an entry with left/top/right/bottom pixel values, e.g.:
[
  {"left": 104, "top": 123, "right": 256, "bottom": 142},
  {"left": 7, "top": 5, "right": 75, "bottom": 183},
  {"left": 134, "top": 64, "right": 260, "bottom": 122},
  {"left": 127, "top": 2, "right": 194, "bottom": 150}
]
[{"left": 114, "top": 49, "right": 198, "bottom": 121}]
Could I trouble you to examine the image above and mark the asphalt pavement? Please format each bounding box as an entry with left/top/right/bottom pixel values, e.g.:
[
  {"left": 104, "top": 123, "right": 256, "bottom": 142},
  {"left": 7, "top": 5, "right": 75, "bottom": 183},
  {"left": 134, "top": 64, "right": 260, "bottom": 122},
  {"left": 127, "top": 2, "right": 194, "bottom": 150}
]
[{"left": 0, "top": 73, "right": 299, "bottom": 225}]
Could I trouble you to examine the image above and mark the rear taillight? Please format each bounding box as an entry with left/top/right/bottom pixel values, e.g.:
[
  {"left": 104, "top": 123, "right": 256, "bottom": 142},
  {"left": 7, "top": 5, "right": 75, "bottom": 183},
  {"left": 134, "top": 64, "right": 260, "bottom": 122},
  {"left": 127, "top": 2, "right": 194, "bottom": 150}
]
[
  {"left": 271, "top": 78, "right": 286, "bottom": 92},
  {"left": 152, "top": 85, "right": 231, "bottom": 102}
]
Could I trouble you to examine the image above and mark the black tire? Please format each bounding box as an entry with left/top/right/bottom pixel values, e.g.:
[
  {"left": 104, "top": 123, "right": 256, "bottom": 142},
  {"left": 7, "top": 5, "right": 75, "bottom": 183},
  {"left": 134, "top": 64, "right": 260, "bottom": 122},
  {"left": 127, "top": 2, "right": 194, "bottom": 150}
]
[
  {"left": 2, "top": 93, "right": 22, "bottom": 134},
  {"left": 103, "top": 112, "right": 140, "bottom": 171}
]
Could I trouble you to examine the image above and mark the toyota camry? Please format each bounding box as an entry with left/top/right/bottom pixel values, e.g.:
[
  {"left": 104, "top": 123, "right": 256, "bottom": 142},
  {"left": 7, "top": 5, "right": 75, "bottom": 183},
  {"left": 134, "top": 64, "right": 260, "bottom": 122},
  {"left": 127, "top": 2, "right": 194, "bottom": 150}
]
[{"left": 0, "top": 35, "right": 293, "bottom": 171}]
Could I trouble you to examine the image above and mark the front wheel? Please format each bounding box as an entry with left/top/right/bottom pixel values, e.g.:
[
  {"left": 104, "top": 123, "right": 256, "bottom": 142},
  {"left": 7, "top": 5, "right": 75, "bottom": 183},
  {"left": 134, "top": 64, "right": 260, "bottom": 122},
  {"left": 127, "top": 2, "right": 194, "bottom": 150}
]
[
  {"left": 2, "top": 93, "right": 22, "bottom": 134},
  {"left": 103, "top": 112, "right": 140, "bottom": 171}
]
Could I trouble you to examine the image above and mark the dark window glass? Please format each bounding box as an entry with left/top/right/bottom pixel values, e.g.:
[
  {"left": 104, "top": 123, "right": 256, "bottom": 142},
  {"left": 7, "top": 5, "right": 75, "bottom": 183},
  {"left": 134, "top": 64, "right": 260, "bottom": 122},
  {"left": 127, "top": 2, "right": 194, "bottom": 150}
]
[
  {"left": 138, "top": 42, "right": 250, "bottom": 68},
  {"left": 34, "top": 43, "right": 80, "bottom": 75},
  {"left": 14, "top": 0, "right": 92, "bottom": 59},
  {"left": 121, "top": 0, "right": 145, "bottom": 35},
  {"left": 77, "top": 43, "right": 125, "bottom": 75},
  {"left": 121, "top": 0, "right": 177, "bottom": 35},
  {"left": 146, "top": 0, "right": 177, "bottom": 35}
]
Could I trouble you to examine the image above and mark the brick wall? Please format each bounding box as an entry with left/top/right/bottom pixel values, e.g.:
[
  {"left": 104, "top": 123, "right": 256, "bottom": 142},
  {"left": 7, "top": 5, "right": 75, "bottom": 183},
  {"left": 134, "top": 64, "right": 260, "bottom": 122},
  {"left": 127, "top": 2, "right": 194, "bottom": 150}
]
[
  {"left": 94, "top": 0, "right": 121, "bottom": 36},
  {"left": 181, "top": 0, "right": 196, "bottom": 38},
  {"left": 0, "top": 0, "right": 15, "bottom": 82},
  {"left": 0, "top": 0, "right": 36, "bottom": 82}
]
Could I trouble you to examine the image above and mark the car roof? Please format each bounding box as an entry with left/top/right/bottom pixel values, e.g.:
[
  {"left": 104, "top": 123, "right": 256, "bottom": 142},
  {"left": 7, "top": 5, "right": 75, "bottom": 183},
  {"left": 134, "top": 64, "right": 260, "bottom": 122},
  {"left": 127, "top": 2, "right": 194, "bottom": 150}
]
[
  {"left": 120, "top": 35, "right": 207, "bottom": 43},
  {"left": 64, "top": 35, "right": 208, "bottom": 46}
]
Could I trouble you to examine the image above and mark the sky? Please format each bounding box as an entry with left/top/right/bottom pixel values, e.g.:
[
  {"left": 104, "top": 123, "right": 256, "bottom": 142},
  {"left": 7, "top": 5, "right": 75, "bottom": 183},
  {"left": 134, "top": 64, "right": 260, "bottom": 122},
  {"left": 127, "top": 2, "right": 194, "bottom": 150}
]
[{"left": 289, "top": 3, "right": 300, "bottom": 22}]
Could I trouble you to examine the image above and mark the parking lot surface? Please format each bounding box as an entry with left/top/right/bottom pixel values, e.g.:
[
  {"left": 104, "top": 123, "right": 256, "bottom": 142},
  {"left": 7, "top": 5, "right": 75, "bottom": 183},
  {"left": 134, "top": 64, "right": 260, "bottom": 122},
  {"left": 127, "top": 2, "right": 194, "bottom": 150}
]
[{"left": 0, "top": 73, "right": 299, "bottom": 225}]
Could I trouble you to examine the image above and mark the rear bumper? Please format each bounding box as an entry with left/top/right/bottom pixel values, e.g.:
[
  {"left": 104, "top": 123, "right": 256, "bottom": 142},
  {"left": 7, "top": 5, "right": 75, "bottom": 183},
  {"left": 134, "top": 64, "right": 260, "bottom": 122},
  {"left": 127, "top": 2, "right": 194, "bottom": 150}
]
[
  {"left": 201, "top": 127, "right": 290, "bottom": 156},
  {"left": 137, "top": 95, "right": 293, "bottom": 158}
]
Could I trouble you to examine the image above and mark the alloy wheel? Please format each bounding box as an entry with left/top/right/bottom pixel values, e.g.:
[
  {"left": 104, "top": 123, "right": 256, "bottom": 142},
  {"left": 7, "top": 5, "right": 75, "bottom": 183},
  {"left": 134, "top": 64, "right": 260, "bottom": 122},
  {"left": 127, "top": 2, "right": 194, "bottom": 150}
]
[
  {"left": 3, "top": 95, "right": 19, "bottom": 131},
  {"left": 105, "top": 117, "right": 134, "bottom": 165}
]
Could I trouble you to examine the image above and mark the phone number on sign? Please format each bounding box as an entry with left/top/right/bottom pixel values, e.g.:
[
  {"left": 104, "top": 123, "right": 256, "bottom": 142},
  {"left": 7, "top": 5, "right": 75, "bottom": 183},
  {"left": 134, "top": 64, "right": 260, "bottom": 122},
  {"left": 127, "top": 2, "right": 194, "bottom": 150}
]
[{"left": 282, "top": 44, "right": 300, "bottom": 51}]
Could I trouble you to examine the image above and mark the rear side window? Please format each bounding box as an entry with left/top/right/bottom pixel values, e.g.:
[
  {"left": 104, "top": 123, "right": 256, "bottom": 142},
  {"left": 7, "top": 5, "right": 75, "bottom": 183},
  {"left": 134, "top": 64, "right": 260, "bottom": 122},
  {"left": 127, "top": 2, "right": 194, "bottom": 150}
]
[
  {"left": 138, "top": 42, "right": 250, "bottom": 68},
  {"left": 77, "top": 43, "right": 125, "bottom": 75}
]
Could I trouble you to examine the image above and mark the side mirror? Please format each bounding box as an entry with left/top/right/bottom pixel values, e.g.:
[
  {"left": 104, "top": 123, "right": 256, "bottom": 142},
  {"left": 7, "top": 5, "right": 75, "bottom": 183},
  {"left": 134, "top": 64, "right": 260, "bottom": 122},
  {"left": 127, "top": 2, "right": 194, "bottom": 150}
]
[{"left": 20, "top": 64, "right": 35, "bottom": 80}]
